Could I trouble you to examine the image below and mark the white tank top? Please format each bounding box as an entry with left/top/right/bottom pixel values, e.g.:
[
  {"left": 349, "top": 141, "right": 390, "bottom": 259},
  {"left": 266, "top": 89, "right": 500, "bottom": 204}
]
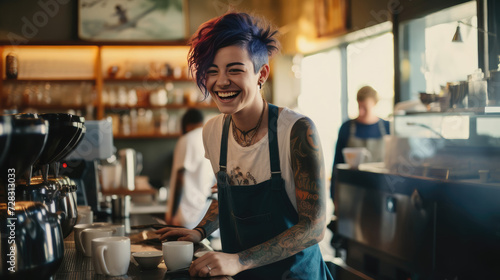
[{"left": 203, "top": 107, "right": 313, "bottom": 211}]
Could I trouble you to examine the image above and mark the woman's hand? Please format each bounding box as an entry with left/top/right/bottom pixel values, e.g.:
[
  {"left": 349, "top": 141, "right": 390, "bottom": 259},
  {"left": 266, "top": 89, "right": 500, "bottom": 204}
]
[
  {"left": 189, "top": 251, "right": 245, "bottom": 278},
  {"left": 155, "top": 227, "right": 202, "bottom": 243}
]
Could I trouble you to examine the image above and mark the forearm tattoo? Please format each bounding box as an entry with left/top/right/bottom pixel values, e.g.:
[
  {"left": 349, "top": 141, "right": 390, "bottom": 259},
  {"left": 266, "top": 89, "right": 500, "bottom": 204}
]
[
  {"left": 238, "top": 117, "right": 326, "bottom": 268},
  {"left": 196, "top": 199, "right": 219, "bottom": 236}
]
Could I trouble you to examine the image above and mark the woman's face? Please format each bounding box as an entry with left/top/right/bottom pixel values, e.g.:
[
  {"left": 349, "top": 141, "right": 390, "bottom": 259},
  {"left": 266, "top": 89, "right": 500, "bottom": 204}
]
[{"left": 205, "top": 45, "right": 268, "bottom": 115}]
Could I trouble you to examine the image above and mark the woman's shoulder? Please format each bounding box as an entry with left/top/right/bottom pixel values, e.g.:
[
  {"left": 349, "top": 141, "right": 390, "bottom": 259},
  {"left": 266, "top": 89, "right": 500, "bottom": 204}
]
[
  {"left": 203, "top": 114, "right": 225, "bottom": 137},
  {"left": 204, "top": 114, "right": 225, "bottom": 128},
  {"left": 279, "top": 107, "right": 306, "bottom": 125}
]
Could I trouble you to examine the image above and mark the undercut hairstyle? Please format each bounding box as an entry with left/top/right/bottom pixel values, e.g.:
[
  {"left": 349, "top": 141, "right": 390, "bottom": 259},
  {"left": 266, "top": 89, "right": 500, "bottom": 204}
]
[
  {"left": 188, "top": 12, "right": 280, "bottom": 97},
  {"left": 357, "top": 86, "right": 379, "bottom": 103}
]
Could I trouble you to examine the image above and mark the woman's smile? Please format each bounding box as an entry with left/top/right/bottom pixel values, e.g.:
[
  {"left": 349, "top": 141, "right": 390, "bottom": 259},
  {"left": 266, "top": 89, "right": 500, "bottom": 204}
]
[{"left": 215, "top": 91, "right": 241, "bottom": 99}]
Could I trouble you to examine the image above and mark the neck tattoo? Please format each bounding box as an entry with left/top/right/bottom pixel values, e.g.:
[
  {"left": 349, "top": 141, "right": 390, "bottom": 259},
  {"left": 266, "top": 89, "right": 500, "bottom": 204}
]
[{"left": 232, "top": 99, "right": 266, "bottom": 147}]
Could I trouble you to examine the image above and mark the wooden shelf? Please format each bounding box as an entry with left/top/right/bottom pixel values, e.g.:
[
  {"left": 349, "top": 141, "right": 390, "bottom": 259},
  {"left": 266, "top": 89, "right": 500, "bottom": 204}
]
[
  {"left": 0, "top": 40, "right": 189, "bottom": 47},
  {"left": 2, "top": 78, "right": 95, "bottom": 82},
  {"left": 105, "top": 103, "right": 217, "bottom": 110},
  {"left": 4, "top": 104, "right": 94, "bottom": 110},
  {"left": 113, "top": 133, "right": 182, "bottom": 139},
  {"left": 30, "top": 104, "right": 92, "bottom": 110},
  {"left": 104, "top": 77, "right": 192, "bottom": 82}
]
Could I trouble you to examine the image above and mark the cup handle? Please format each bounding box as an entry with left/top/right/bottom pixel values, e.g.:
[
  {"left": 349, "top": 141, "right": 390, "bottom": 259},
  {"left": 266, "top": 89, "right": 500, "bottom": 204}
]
[
  {"left": 78, "top": 231, "right": 85, "bottom": 255},
  {"left": 97, "top": 245, "right": 110, "bottom": 275}
]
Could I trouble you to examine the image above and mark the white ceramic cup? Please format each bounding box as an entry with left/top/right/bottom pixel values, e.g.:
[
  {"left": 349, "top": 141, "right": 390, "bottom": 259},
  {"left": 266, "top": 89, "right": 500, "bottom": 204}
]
[
  {"left": 162, "top": 241, "right": 193, "bottom": 271},
  {"left": 92, "top": 236, "right": 131, "bottom": 276},
  {"left": 76, "top": 209, "right": 93, "bottom": 225},
  {"left": 342, "top": 147, "right": 372, "bottom": 169},
  {"left": 74, "top": 223, "right": 112, "bottom": 253},
  {"left": 81, "top": 228, "right": 114, "bottom": 257}
]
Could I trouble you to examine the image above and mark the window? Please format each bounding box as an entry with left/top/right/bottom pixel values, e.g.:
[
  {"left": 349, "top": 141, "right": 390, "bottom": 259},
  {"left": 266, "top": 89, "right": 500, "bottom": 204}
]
[
  {"left": 398, "top": 1, "right": 478, "bottom": 102},
  {"left": 346, "top": 32, "right": 395, "bottom": 119},
  {"left": 298, "top": 49, "right": 342, "bottom": 176}
]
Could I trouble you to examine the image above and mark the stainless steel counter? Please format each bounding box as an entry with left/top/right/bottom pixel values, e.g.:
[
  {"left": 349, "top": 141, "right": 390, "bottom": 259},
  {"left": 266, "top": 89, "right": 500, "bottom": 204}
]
[{"left": 334, "top": 165, "right": 500, "bottom": 279}]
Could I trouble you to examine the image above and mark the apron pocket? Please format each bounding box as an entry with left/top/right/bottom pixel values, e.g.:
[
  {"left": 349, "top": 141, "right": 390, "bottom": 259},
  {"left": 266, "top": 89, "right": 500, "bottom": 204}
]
[{"left": 232, "top": 212, "right": 276, "bottom": 249}]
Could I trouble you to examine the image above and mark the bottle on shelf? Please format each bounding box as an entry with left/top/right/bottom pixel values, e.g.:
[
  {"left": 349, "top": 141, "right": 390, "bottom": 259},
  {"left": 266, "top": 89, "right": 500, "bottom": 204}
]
[
  {"left": 158, "top": 109, "right": 169, "bottom": 135},
  {"left": 6, "top": 52, "right": 18, "bottom": 79},
  {"left": 127, "top": 88, "right": 138, "bottom": 107}
]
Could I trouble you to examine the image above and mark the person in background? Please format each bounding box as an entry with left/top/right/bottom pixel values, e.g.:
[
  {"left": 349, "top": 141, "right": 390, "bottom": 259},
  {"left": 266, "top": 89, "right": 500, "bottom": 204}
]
[
  {"left": 165, "top": 108, "right": 216, "bottom": 229},
  {"left": 156, "top": 12, "right": 333, "bottom": 280},
  {"left": 330, "top": 85, "right": 390, "bottom": 200}
]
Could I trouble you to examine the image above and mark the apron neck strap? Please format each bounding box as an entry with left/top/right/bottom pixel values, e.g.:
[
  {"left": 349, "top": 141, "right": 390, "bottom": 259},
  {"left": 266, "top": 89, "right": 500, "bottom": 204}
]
[
  {"left": 349, "top": 120, "right": 356, "bottom": 137},
  {"left": 219, "top": 115, "right": 232, "bottom": 172},
  {"left": 268, "top": 103, "right": 281, "bottom": 178},
  {"left": 377, "top": 119, "right": 387, "bottom": 136}
]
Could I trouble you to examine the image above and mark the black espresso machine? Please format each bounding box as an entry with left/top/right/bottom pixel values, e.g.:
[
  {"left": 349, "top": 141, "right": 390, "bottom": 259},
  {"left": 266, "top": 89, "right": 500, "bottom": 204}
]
[{"left": 59, "top": 119, "right": 114, "bottom": 216}]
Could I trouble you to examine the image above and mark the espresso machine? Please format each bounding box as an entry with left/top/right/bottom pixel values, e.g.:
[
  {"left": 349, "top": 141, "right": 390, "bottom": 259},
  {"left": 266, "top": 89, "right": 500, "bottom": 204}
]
[
  {"left": 15, "top": 113, "right": 85, "bottom": 238},
  {"left": 60, "top": 119, "right": 114, "bottom": 216},
  {"left": 0, "top": 114, "right": 65, "bottom": 280}
]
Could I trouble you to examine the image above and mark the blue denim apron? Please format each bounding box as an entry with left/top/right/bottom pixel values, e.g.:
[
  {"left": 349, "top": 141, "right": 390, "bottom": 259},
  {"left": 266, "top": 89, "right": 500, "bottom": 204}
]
[{"left": 216, "top": 104, "right": 333, "bottom": 280}]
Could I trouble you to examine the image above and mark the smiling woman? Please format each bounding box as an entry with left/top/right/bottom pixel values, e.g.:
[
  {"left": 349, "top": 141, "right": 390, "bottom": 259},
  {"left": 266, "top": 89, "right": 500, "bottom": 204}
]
[
  {"left": 155, "top": 12, "right": 333, "bottom": 280},
  {"left": 203, "top": 45, "right": 269, "bottom": 119},
  {"left": 188, "top": 13, "right": 279, "bottom": 101}
]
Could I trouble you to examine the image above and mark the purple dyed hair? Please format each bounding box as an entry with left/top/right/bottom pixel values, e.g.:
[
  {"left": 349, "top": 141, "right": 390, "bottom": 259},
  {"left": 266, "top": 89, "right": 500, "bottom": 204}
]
[{"left": 187, "top": 12, "right": 280, "bottom": 97}]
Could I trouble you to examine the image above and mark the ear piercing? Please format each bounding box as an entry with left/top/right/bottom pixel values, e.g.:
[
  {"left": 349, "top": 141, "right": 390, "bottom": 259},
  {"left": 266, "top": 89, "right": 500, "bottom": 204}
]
[{"left": 258, "top": 80, "right": 264, "bottom": 90}]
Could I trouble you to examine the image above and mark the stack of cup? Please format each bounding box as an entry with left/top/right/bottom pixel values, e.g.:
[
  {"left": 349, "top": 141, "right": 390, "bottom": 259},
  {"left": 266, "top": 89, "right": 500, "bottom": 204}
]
[
  {"left": 74, "top": 223, "right": 126, "bottom": 256},
  {"left": 81, "top": 228, "right": 114, "bottom": 257},
  {"left": 73, "top": 222, "right": 130, "bottom": 276}
]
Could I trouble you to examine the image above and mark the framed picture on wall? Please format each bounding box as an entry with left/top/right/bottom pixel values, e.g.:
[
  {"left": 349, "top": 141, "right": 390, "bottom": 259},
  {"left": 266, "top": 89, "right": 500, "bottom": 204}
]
[
  {"left": 315, "top": 0, "right": 348, "bottom": 37},
  {"left": 78, "top": 0, "right": 188, "bottom": 41}
]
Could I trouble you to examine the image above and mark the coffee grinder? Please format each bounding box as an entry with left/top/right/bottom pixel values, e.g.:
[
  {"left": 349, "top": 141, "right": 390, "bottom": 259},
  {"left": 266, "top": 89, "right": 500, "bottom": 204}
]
[{"left": 59, "top": 119, "right": 114, "bottom": 216}]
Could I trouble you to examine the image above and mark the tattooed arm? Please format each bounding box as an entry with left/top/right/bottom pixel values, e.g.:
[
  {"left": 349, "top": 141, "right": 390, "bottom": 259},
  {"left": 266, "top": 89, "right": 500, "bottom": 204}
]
[
  {"left": 189, "top": 117, "right": 327, "bottom": 277},
  {"left": 194, "top": 198, "right": 220, "bottom": 236},
  {"left": 237, "top": 117, "right": 326, "bottom": 268},
  {"left": 156, "top": 199, "right": 219, "bottom": 242}
]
